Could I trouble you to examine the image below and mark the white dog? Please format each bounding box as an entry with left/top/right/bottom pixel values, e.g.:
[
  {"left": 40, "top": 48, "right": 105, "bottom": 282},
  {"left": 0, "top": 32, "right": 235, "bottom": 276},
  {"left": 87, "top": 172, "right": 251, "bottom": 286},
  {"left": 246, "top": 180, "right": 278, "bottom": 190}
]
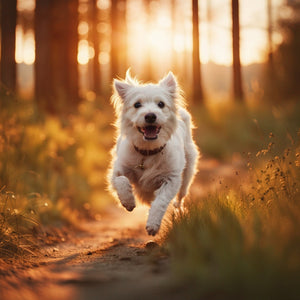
[{"left": 108, "top": 71, "right": 199, "bottom": 236}]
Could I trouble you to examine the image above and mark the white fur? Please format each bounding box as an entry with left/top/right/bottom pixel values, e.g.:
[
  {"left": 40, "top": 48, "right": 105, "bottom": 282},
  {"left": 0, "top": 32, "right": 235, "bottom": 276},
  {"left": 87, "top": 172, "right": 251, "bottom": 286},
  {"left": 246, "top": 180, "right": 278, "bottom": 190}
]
[{"left": 108, "top": 71, "right": 199, "bottom": 236}]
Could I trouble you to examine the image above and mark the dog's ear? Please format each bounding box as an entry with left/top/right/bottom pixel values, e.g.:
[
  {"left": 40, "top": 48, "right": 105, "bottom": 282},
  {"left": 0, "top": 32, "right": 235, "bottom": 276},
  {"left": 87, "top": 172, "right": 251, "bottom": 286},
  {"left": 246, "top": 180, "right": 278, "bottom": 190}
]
[
  {"left": 125, "top": 69, "right": 135, "bottom": 85},
  {"left": 114, "top": 79, "right": 131, "bottom": 101},
  {"left": 159, "top": 72, "right": 177, "bottom": 95}
]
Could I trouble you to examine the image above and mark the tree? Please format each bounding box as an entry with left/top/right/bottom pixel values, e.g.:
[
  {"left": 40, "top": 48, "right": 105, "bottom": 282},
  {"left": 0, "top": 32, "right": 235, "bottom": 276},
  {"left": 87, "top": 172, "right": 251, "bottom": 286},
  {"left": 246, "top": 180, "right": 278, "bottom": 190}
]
[
  {"left": 267, "top": 1, "right": 300, "bottom": 101},
  {"left": 110, "top": 0, "right": 128, "bottom": 79},
  {"left": 35, "top": 0, "right": 52, "bottom": 109},
  {"left": 267, "top": 0, "right": 274, "bottom": 70},
  {"left": 0, "top": 0, "right": 17, "bottom": 92},
  {"left": 91, "top": 0, "right": 101, "bottom": 95},
  {"left": 35, "top": 0, "right": 79, "bottom": 114},
  {"left": 192, "top": 0, "right": 204, "bottom": 103},
  {"left": 231, "top": 0, "right": 244, "bottom": 102}
]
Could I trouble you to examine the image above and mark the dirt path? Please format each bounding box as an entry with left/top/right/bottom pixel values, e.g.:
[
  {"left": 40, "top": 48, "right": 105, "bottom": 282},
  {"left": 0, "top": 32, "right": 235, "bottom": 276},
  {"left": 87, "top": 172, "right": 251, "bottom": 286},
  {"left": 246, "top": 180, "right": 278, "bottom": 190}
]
[
  {"left": 1, "top": 205, "right": 180, "bottom": 300},
  {"left": 0, "top": 159, "right": 244, "bottom": 300}
]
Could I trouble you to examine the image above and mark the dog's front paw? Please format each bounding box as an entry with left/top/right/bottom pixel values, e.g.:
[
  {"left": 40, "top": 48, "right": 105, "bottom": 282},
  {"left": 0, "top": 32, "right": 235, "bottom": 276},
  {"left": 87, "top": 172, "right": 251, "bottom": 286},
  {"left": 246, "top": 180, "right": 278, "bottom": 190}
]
[
  {"left": 120, "top": 193, "right": 136, "bottom": 212},
  {"left": 146, "top": 223, "right": 160, "bottom": 236},
  {"left": 114, "top": 176, "right": 136, "bottom": 212},
  {"left": 122, "top": 201, "right": 136, "bottom": 212}
]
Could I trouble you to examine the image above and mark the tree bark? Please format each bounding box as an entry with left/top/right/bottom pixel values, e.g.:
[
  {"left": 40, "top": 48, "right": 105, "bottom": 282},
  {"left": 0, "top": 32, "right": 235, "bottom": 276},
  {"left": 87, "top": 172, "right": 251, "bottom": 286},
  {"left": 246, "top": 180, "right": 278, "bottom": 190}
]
[
  {"left": 35, "top": 0, "right": 52, "bottom": 110},
  {"left": 0, "top": 0, "right": 17, "bottom": 92},
  {"left": 91, "top": 0, "right": 101, "bottom": 95},
  {"left": 231, "top": 0, "right": 244, "bottom": 102},
  {"left": 110, "top": 0, "right": 127, "bottom": 79},
  {"left": 35, "top": 0, "right": 79, "bottom": 114},
  {"left": 192, "top": 0, "right": 204, "bottom": 103}
]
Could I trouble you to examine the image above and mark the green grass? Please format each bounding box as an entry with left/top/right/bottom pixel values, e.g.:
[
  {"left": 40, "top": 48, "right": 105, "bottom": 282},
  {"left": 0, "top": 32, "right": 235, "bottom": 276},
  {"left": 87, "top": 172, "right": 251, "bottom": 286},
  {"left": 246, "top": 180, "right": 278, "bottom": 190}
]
[{"left": 163, "top": 132, "right": 300, "bottom": 299}]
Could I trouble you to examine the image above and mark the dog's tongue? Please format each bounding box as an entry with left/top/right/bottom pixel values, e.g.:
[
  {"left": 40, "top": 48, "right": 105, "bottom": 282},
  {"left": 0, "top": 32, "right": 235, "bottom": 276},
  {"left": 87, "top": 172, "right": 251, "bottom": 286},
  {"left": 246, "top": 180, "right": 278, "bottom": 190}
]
[{"left": 144, "top": 126, "right": 158, "bottom": 139}]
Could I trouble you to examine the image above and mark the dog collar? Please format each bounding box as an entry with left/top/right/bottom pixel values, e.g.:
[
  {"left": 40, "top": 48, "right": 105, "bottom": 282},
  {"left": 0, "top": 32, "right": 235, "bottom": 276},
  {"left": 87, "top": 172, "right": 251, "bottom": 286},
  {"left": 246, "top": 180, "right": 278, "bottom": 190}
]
[{"left": 133, "top": 144, "right": 166, "bottom": 156}]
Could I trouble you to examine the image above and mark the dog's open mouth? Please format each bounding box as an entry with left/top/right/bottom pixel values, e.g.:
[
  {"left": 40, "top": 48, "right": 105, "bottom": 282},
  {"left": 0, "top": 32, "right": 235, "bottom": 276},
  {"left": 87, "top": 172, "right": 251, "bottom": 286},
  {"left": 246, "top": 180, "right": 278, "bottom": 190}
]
[{"left": 138, "top": 126, "right": 161, "bottom": 140}]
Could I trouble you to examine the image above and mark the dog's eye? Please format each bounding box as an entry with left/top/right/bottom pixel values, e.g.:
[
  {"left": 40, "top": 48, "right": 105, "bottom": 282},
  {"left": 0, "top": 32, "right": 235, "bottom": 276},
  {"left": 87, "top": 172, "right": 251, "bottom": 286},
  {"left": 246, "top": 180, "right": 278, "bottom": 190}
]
[
  {"left": 134, "top": 102, "right": 142, "bottom": 108},
  {"left": 158, "top": 101, "right": 165, "bottom": 108}
]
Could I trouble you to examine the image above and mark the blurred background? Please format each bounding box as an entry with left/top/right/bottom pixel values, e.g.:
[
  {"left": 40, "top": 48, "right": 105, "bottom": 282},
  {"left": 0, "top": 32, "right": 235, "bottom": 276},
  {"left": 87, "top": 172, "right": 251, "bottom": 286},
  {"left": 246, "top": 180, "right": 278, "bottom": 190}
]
[
  {"left": 0, "top": 0, "right": 299, "bottom": 228},
  {"left": 1, "top": 0, "right": 300, "bottom": 105}
]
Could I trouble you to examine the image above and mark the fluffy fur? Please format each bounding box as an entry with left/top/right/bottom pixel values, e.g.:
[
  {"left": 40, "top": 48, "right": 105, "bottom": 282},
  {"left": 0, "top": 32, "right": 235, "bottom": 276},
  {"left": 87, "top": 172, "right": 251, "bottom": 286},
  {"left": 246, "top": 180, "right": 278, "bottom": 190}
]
[{"left": 108, "top": 70, "right": 199, "bottom": 236}]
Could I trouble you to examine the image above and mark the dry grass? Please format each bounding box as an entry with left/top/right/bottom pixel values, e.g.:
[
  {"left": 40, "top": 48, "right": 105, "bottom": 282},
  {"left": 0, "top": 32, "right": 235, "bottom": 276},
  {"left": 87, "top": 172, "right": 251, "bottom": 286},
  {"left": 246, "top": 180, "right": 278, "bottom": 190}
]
[
  {"left": 163, "top": 131, "right": 300, "bottom": 299},
  {"left": 0, "top": 89, "right": 114, "bottom": 258}
]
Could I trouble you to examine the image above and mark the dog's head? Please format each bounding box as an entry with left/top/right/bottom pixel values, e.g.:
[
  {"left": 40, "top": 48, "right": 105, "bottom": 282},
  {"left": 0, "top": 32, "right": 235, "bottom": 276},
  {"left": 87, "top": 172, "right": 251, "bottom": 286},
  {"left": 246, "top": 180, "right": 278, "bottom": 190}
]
[{"left": 112, "top": 71, "right": 182, "bottom": 149}]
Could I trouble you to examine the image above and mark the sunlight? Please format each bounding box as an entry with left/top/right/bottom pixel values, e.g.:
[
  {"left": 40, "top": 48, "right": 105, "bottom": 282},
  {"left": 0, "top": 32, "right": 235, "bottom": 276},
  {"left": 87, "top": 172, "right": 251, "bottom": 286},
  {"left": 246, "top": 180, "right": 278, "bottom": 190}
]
[
  {"left": 78, "top": 40, "right": 89, "bottom": 65},
  {"left": 98, "top": 52, "right": 110, "bottom": 65},
  {"left": 147, "top": 28, "right": 171, "bottom": 55},
  {"left": 78, "top": 21, "right": 89, "bottom": 36},
  {"left": 77, "top": 39, "right": 95, "bottom": 65},
  {"left": 15, "top": 25, "right": 35, "bottom": 65}
]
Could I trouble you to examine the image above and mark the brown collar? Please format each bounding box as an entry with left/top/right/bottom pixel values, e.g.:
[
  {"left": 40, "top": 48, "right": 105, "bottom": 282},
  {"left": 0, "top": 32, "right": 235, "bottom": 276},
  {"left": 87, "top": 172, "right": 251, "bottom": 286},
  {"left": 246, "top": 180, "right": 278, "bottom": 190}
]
[{"left": 134, "top": 144, "right": 166, "bottom": 156}]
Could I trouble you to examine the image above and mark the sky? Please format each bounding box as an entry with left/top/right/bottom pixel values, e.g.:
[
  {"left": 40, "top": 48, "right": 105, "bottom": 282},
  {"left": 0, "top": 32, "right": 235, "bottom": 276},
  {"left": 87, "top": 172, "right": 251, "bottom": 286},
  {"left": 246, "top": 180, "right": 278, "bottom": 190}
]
[{"left": 16, "top": 0, "right": 285, "bottom": 67}]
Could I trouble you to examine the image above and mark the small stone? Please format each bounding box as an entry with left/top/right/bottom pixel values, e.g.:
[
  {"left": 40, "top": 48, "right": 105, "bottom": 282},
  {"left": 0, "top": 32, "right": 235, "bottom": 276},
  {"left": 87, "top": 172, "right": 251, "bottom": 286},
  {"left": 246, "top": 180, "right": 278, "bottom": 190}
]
[
  {"left": 145, "top": 241, "right": 159, "bottom": 251},
  {"left": 119, "top": 256, "right": 131, "bottom": 261}
]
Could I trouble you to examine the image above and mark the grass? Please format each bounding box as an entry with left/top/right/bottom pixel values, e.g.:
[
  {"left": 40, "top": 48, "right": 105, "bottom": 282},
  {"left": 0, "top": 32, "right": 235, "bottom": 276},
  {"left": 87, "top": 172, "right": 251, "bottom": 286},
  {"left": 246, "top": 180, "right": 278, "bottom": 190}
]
[
  {"left": 0, "top": 89, "right": 114, "bottom": 258},
  {"left": 163, "top": 131, "right": 300, "bottom": 299},
  {"left": 193, "top": 101, "right": 300, "bottom": 160},
  {"left": 1, "top": 84, "right": 299, "bottom": 269}
]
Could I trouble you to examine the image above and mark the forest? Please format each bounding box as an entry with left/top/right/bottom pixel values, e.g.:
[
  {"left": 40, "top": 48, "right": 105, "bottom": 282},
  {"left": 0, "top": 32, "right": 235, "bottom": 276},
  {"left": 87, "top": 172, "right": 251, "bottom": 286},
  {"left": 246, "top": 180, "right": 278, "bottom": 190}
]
[{"left": 0, "top": 0, "right": 300, "bottom": 299}]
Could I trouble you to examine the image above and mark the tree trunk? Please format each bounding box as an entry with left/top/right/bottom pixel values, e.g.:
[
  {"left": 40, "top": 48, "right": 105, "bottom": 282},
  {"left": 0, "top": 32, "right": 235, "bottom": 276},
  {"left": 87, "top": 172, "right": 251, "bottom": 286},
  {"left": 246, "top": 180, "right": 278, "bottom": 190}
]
[
  {"left": 35, "top": 0, "right": 52, "bottom": 110},
  {"left": 192, "top": 0, "right": 204, "bottom": 104},
  {"left": 110, "top": 0, "right": 118, "bottom": 78},
  {"left": 35, "top": 0, "right": 79, "bottom": 114},
  {"left": 91, "top": 0, "right": 101, "bottom": 95},
  {"left": 231, "top": 0, "right": 244, "bottom": 102},
  {"left": 0, "top": 0, "right": 17, "bottom": 92},
  {"left": 110, "top": 0, "right": 127, "bottom": 79}
]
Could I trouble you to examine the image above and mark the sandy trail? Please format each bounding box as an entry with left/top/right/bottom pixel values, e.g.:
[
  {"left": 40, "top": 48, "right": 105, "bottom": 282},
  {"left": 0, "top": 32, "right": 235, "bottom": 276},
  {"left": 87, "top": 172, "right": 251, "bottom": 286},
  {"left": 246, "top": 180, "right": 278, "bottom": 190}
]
[{"left": 0, "top": 159, "right": 243, "bottom": 300}]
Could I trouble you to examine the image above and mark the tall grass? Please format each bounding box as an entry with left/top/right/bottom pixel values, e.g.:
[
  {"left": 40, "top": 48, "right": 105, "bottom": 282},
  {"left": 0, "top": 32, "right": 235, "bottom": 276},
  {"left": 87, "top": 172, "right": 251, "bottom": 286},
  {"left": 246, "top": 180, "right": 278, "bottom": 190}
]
[
  {"left": 193, "top": 102, "right": 300, "bottom": 160},
  {"left": 164, "top": 132, "right": 300, "bottom": 299},
  {"left": 0, "top": 90, "right": 114, "bottom": 257}
]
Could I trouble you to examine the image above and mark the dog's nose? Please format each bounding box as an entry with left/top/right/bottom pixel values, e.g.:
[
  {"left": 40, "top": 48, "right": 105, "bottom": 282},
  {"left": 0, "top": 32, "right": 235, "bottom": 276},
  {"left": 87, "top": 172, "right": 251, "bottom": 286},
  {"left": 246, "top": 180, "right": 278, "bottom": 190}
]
[{"left": 145, "top": 113, "right": 157, "bottom": 124}]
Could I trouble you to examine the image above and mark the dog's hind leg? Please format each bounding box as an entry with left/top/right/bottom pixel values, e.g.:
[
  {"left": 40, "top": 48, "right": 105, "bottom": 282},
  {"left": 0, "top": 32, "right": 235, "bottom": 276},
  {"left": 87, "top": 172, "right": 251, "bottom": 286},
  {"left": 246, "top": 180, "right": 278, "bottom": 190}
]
[
  {"left": 112, "top": 175, "right": 136, "bottom": 211},
  {"left": 174, "top": 108, "right": 199, "bottom": 208},
  {"left": 174, "top": 143, "right": 198, "bottom": 208},
  {"left": 146, "top": 175, "right": 181, "bottom": 236}
]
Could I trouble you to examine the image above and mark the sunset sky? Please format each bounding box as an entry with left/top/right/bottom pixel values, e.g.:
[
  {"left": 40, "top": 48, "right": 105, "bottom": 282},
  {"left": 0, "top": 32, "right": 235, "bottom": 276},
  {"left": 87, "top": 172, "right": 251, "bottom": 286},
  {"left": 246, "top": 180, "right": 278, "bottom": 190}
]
[{"left": 16, "top": 0, "right": 285, "bottom": 68}]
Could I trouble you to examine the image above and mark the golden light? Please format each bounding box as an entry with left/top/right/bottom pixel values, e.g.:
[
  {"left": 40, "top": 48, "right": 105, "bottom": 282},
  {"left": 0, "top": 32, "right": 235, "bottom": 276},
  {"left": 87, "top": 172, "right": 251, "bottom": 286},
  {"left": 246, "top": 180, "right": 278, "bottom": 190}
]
[
  {"left": 15, "top": 25, "right": 23, "bottom": 64},
  {"left": 97, "top": 0, "right": 110, "bottom": 10},
  {"left": 15, "top": 25, "right": 35, "bottom": 65},
  {"left": 77, "top": 40, "right": 90, "bottom": 65},
  {"left": 98, "top": 52, "right": 110, "bottom": 65},
  {"left": 173, "top": 34, "right": 191, "bottom": 53},
  {"left": 23, "top": 30, "right": 35, "bottom": 64},
  {"left": 78, "top": 21, "right": 89, "bottom": 36}
]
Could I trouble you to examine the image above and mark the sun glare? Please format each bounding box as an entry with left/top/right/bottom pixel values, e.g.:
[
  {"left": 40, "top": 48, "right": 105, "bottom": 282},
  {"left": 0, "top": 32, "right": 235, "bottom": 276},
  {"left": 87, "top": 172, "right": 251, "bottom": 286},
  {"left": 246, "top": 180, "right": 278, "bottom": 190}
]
[
  {"left": 77, "top": 40, "right": 95, "bottom": 65},
  {"left": 14, "top": 0, "right": 285, "bottom": 70},
  {"left": 15, "top": 25, "right": 35, "bottom": 65}
]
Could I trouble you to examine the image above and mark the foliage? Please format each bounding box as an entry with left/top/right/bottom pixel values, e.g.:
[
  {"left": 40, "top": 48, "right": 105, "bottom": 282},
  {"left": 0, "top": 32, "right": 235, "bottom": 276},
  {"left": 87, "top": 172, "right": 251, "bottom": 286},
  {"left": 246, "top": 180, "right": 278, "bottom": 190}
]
[
  {"left": 164, "top": 132, "right": 300, "bottom": 299},
  {"left": 0, "top": 89, "right": 114, "bottom": 257},
  {"left": 193, "top": 102, "right": 300, "bottom": 160},
  {"left": 265, "top": 2, "right": 300, "bottom": 102}
]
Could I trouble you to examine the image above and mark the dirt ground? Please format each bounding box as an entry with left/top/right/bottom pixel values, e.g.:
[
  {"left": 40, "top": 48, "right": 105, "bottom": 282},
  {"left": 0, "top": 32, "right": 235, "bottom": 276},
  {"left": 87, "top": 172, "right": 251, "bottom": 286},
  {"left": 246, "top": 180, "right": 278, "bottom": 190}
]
[{"left": 0, "top": 159, "right": 244, "bottom": 300}]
